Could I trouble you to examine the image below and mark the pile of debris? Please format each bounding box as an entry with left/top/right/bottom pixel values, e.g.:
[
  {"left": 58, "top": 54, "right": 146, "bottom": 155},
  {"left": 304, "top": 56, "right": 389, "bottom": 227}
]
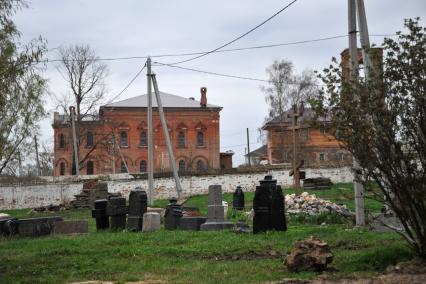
[
  {"left": 71, "top": 180, "right": 121, "bottom": 208},
  {"left": 285, "top": 192, "right": 351, "bottom": 216}
]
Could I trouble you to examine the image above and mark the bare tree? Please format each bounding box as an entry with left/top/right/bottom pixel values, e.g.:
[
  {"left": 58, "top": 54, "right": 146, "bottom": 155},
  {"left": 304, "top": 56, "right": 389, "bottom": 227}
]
[
  {"left": 261, "top": 59, "right": 318, "bottom": 162},
  {"left": 56, "top": 44, "right": 109, "bottom": 172}
]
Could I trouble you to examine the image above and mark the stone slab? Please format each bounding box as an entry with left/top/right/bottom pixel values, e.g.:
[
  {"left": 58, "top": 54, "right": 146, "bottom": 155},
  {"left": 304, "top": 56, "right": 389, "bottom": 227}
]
[
  {"left": 53, "top": 220, "right": 88, "bottom": 235},
  {"left": 178, "top": 217, "right": 207, "bottom": 231},
  {"left": 207, "top": 185, "right": 223, "bottom": 205},
  {"left": 18, "top": 216, "right": 63, "bottom": 237},
  {"left": 142, "top": 212, "right": 161, "bottom": 232},
  {"left": 207, "top": 204, "right": 225, "bottom": 220},
  {"left": 200, "top": 220, "right": 234, "bottom": 231}
]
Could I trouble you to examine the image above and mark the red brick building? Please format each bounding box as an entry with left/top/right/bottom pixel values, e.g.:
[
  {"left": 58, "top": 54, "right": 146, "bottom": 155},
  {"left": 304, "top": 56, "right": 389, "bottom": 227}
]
[{"left": 53, "top": 88, "right": 226, "bottom": 176}]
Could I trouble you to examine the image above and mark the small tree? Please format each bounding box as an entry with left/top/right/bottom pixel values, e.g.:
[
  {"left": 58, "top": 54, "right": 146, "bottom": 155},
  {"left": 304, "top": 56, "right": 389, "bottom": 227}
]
[
  {"left": 261, "top": 59, "right": 318, "bottom": 162},
  {"left": 55, "top": 44, "right": 109, "bottom": 172},
  {"left": 311, "top": 18, "right": 426, "bottom": 257},
  {"left": 0, "top": 0, "right": 47, "bottom": 175}
]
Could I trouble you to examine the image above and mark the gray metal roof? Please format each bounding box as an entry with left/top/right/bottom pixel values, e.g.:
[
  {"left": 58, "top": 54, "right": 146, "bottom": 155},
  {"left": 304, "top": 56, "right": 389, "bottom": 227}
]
[{"left": 104, "top": 92, "right": 221, "bottom": 109}]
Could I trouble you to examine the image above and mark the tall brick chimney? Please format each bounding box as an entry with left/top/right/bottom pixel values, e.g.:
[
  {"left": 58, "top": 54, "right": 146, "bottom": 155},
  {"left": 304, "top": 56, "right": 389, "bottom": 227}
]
[{"left": 200, "top": 87, "right": 207, "bottom": 107}]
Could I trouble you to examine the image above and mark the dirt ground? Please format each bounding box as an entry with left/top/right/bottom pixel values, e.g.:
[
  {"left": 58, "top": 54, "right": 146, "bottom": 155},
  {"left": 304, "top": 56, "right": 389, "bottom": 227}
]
[{"left": 274, "top": 258, "right": 426, "bottom": 284}]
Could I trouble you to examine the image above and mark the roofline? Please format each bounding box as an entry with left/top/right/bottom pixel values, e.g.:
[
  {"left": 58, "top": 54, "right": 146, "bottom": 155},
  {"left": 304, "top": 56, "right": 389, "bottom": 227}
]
[{"left": 100, "top": 106, "right": 223, "bottom": 112}]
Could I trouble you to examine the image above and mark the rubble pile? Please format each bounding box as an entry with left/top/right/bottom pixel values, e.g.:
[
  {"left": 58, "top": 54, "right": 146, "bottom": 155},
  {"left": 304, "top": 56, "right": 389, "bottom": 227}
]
[
  {"left": 71, "top": 181, "right": 121, "bottom": 208},
  {"left": 285, "top": 192, "right": 351, "bottom": 216}
]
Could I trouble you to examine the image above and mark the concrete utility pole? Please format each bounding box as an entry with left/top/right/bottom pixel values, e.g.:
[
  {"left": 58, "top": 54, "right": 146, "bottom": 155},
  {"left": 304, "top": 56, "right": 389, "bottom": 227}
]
[
  {"left": 147, "top": 57, "right": 154, "bottom": 205},
  {"left": 111, "top": 132, "right": 116, "bottom": 174},
  {"left": 152, "top": 74, "right": 183, "bottom": 199},
  {"left": 348, "top": 0, "right": 365, "bottom": 226},
  {"left": 69, "top": 106, "right": 79, "bottom": 176},
  {"left": 34, "top": 135, "right": 41, "bottom": 176},
  {"left": 246, "top": 128, "right": 251, "bottom": 166},
  {"left": 291, "top": 104, "right": 301, "bottom": 195}
]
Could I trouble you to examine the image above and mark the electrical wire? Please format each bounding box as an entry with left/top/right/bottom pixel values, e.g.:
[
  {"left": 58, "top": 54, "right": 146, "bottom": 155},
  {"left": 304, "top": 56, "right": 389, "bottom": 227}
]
[
  {"left": 39, "top": 34, "right": 395, "bottom": 64},
  {"left": 105, "top": 62, "right": 146, "bottom": 105},
  {"left": 166, "top": 0, "right": 299, "bottom": 65}
]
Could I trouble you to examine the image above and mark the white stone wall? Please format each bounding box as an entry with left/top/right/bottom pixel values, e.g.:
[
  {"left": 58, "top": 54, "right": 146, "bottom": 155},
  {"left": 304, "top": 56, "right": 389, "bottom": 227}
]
[{"left": 0, "top": 167, "right": 353, "bottom": 210}]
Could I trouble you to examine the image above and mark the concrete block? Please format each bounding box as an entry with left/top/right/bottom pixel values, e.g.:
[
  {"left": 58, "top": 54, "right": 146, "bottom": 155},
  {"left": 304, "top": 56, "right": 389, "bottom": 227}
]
[{"left": 142, "top": 212, "right": 161, "bottom": 232}]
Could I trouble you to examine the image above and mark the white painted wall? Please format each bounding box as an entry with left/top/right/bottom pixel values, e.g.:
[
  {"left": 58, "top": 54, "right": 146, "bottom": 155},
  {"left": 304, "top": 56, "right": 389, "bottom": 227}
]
[{"left": 0, "top": 167, "right": 353, "bottom": 210}]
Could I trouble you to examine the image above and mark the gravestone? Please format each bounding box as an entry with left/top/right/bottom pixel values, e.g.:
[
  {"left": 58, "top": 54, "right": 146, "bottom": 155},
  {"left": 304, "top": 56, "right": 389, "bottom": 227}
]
[
  {"left": 0, "top": 217, "right": 18, "bottom": 236},
  {"left": 142, "top": 212, "right": 161, "bottom": 232},
  {"left": 107, "top": 197, "right": 127, "bottom": 230},
  {"left": 165, "top": 198, "right": 183, "bottom": 230},
  {"left": 253, "top": 175, "right": 286, "bottom": 234},
  {"left": 53, "top": 220, "right": 88, "bottom": 235},
  {"left": 200, "top": 185, "right": 234, "bottom": 231},
  {"left": 18, "top": 216, "right": 63, "bottom": 237},
  {"left": 178, "top": 217, "right": 207, "bottom": 231},
  {"left": 232, "top": 186, "right": 245, "bottom": 210},
  {"left": 92, "top": 199, "right": 109, "bottom": 230},
  {"left": 127, "top": 187, "right": 148, "bottom": 231}
]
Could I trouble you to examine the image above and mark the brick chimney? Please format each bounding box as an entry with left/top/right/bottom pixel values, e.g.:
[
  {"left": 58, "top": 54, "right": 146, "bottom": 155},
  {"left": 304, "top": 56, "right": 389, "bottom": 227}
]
[{"left": 200, "top": 87, "right": 207, "bottom": 107}]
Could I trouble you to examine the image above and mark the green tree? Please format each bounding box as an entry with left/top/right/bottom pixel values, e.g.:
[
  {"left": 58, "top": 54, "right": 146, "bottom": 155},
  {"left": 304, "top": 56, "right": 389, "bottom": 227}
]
[
  {"left": 311, "top": 18, "right": 426, "bottom": 257},
  {"left": 0, "top": 0, "right": 47, "bottom": 175}
]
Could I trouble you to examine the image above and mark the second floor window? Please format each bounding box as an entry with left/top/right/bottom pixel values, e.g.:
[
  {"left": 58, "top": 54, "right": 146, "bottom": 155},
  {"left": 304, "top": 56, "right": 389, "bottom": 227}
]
[
  {"left": 178, "top": 131, "right": 185, "bottom": 147},
  {"left": 197, "top": 132, "right": 204, "bottom": 147},
  {"left": 140, "top": 131, "right": 147, "bottom": 146},
  {"left": 120, "top": 131, "right": 128, "bottom": 147},
  {"left": 59, "top": 133, "right": 65, "bottom": 148},
  {"left": 86, "top": 131, "right": 94, "bottom": 147}
]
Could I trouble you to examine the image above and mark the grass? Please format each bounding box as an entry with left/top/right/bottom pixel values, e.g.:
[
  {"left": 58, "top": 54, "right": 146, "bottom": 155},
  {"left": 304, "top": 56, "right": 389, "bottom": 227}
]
[{"left": 0, "top": 183, "right": 409, "bottom": 284}]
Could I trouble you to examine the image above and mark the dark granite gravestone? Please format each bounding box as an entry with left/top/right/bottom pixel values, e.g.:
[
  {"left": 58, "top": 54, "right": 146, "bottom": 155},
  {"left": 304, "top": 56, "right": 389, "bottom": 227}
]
[
  {"left": 107, "top": 197, "right": 127, "bottom": 230},
  {"left": 178, "top": 217, "right": 207, "bottom": 230},
  {"left": 233, "top": 186, "right": 245, "bottom": 210},
  {"left": 53, "top": 220, "right": 88, "bottom": 235},
  {"left": 127, "top": 187, "right": 148, "bottom": 231},
  {"left": 200, "top": 185, "right": 234, "bottom": 231},
  {"left": 0, "top": 217, "right": 19, "bottom": 236},
  {"left": 165, "top": 198, "right": 183, "bottom": 230},
  {"left": 253, "top": 175, "right": 286, "bottom": 234},
  {"left": 17, "top": 216, "right": 63, "bottom": 237},
  {"left": 92, "top": 199, "right": 109, "bottom": 230}
]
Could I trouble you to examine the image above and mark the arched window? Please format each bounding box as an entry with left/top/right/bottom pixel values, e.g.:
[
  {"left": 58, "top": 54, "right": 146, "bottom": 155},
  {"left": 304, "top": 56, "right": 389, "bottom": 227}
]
[
  {"left": 86, "top": 161, "right": 94, "bottom": 175},
  {"left": 197, "top": 132, "right": 204, "bottom": 147},
  {"left": 120, "top": 131, "right": 128, "bottom": 147},
  {"left": 196, "top": 160, "right": 205, "bottom": 172},
  {"left": 178, "top": 131, "right": 185, "bottom": 147},
  {"left": 120, "top": 161, "right": 128, "bottom": 173},
  {"left": 140, "top": 160, "right": 147, "bottom": 172},
  {"left": 178, "top": 160, "right": 185, "bottom": 173},
  {"left": 59, "top": 133, "right": 65, "bottom": 148},
  {"left": 86, "top": 131, "right": 94, "bottom": 147},
  {"left": 60, "top": 162, "right": 65, "bottom": 175},
  {"left": 140, "top": 131, "right": 147, "bottom": 146}
]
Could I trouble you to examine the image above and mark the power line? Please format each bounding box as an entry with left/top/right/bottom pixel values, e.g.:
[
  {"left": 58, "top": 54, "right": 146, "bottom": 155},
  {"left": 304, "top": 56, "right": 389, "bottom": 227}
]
[
  {"left": 167, "top": 0, "right": 299, "bottom": 65},
  {"left": 154, "top": 61, "right": 269, "bottom": 82},
  {"left": 105, "top": 62, "right": 147, "bottom": 105},
  {"left": 39, "top": 34, "right": 395, "bottom": 64}
]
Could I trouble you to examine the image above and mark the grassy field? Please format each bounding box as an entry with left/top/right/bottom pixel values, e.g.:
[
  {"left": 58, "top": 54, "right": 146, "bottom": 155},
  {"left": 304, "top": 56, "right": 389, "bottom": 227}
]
[{"left": 0, "top": 183, "right": 409, "bottom": 284}]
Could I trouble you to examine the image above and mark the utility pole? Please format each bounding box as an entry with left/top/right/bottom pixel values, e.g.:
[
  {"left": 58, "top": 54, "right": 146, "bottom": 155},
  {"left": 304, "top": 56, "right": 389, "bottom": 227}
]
[
  {"left": 246, "top": 128, "right": 251, "bottom": 166},
  {"left": 147, "top": 57, "right": 154, "bottom": 205},
  {"left": 348, "top": 0, "right": 365, "bottom": 226},
  {"left": 34, "top": 135, "right": 41, "bottom": 176},
  {"left": 111, "top": 132, "right": 116, "bottom": 174},
  {"left": 152, "top": 73, "right": 183, "bottom": 199},
  {"left": 291, "top": 104, "right": 301, "bottom": 195},
  {"left": 69, "top": 106, "right": 79, "bottom": 176}
]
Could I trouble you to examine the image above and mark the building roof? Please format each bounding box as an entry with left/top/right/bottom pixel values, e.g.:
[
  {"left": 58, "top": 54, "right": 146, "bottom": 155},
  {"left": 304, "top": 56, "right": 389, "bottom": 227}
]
[
  {"left": 103, "top": 92, "right": 221, "bottom": 109},
  {"left": 262, "top": 108, "right": 331, "bottom": 129},
  {"left": 245, "top": 145, "right": 267, "bottom": 157}
]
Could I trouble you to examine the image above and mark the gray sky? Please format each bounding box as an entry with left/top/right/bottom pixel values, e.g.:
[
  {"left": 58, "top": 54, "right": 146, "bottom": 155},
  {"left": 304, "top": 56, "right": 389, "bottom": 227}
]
[{"left": 14, "top": 0, "right": 426, "bottom": 165}]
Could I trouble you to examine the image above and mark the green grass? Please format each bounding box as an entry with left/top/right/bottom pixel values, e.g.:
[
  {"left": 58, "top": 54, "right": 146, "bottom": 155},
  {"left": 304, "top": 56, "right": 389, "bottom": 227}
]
[{"left": 0, "top": 183, "right": 406, "bottom": 284}]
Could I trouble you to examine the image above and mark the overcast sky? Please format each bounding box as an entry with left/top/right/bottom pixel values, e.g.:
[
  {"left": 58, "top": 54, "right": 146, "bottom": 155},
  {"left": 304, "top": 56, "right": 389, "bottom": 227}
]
[{"left": 14, "top": 0, "right": 426, "bottom": 165}]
